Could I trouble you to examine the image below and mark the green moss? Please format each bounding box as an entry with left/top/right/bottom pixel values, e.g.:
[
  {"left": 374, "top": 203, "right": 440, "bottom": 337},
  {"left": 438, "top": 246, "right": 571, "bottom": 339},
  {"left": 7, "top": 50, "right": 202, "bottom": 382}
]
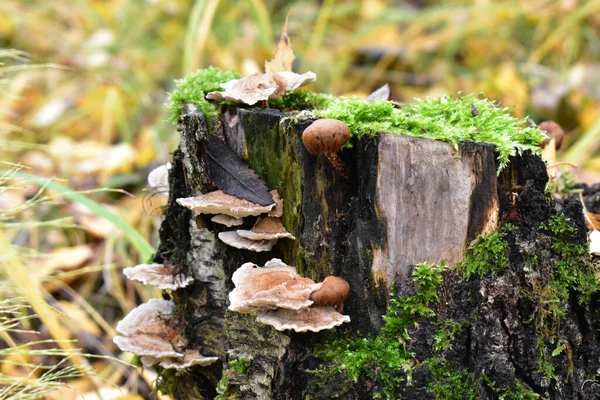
[
  {"left": 483, "top": 375, "right": 540, "bottom": 400},
  {"left": 270, "top": 91, "right": 335, "bottom": 112},
  {"left": 433, "top": 320, "right": 464, "bottom": 352},
  {"left": 311, "top": 262, "right": 446, "bottom": 399},
  {"left": 539, "top": 214, "right": 598, "bottom": 302},
  {"left": 456, "top": 229, "right": 511, "bottom": 279},
  {"left": 214, "top": 370, "right": 240, "bottom": 400},
  {"left": 229, "top": 358, "right": 249, "bottom": 374},
  {"left": 425, "top": 358, "right": 479, "bottom": 400},
  {"left": 167, "top": 67, "right": 240, "bottom": 124},
  {"left": 301, "top": 94, "right": 544, "bottom": 170},
  {"left": 426, "top": 360, "right": 540, "bottom": 400}
]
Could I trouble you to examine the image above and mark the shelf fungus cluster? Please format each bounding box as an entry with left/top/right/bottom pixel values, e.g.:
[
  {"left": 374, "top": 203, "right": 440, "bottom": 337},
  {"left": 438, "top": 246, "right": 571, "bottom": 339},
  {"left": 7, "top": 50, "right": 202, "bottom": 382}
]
[
  {"left": 114, "top": 262, "right": 218, "bottom": 370},
  {"left": 228, "top": 259, "right": 350, "bottom": 332},
  {"left": 177, "top": 189, "right": 294, "bottom": 252},
  {"left": 113, "top": 299, "right": 218, "bottom": 370}
]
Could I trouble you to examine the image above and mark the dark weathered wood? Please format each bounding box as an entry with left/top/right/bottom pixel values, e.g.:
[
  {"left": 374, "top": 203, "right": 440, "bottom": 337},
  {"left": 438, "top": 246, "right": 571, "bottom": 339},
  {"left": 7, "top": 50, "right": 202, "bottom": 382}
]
[{"left": 155, "top": 104, "right": 600, "bottom": 400}]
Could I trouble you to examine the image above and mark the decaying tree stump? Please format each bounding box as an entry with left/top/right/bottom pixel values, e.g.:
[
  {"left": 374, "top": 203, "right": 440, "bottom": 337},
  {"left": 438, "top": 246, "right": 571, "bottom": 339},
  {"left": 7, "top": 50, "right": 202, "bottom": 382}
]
[{"left": 153, "top": 102, "right": 600, "bottom": 399}]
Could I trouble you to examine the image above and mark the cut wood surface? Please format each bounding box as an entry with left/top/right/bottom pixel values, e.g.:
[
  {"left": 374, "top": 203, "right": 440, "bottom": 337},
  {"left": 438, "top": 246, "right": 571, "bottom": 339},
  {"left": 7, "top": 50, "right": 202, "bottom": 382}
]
[{"left": 373, "top": 134, "right": 499, "bottom": 285}]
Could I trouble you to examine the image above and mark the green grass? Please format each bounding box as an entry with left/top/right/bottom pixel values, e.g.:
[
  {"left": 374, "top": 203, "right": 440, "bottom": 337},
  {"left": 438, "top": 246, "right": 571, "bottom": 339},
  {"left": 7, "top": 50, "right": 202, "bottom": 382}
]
[{"left": 11, "top": 171, "right": 155, "bottom": 262}]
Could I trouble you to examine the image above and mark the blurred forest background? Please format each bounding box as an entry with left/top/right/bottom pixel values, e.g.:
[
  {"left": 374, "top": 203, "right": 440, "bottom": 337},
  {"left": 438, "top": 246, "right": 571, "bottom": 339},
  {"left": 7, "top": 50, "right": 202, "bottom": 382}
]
[{"left": 1, "top": 0, "right": 600, "bottom": 399}]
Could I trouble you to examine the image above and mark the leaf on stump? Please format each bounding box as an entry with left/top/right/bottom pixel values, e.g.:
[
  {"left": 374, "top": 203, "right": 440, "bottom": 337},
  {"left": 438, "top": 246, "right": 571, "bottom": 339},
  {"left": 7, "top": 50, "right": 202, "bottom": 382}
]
[
  {"left": 205, "top": 135, "right": 274, "bottom": 206},
  {"left": 265, "top": 14, "right": 295, "bottom": 73}
]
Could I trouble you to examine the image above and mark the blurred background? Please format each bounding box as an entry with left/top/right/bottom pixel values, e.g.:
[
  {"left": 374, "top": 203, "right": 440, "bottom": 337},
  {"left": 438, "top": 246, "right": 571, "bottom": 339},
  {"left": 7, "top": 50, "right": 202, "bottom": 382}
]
[{"left": 1, "top": 0, "right": 599, "bottom": 398}]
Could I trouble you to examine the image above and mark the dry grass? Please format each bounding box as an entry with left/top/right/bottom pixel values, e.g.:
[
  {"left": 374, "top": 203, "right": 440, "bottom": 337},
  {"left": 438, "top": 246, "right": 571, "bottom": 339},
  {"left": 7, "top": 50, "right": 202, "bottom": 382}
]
[{"left": 0, "top": 0, "right": 599, "bottom": 398}]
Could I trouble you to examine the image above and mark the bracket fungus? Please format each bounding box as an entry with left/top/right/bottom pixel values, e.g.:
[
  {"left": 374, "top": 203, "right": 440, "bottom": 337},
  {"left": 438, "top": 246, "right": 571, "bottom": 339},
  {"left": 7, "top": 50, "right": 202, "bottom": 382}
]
[
  {"left": 141, "top": 350, "right": 218, "bottom": 370},
  {"left": 218, "top": 231, "right": 277, "bottom": 252},
  {"left": 267, "top": 190, "right": 284, "bottom": 218},
  {"left": 113, "top": 299, "right": 185, "bottom": 359},
  {"left": 228, "top": 259, "right": 321, "bottom": 312},
  {"left": 237, "top": 217, "right": 295, "bottom": 241},
  {"left": 211, "top": 214, "right": 244, "bottom": 227},
  {"left": 113, "top": 299, "right": 218, "bottom": 370},
  {"left": 176, "top": 190, "right": 275, "bottom": 218},
  {"left": 302, "top": 119, "right": 353, "bottom": 181},
  {"left": 228, "top": 259, "right": 351, "bottom": 332},
  {"left": 309, "top": 275, "right": 351, "bottom": 313},
  {"left": 123, "top": 263, "right": 194, "bottom": 290},
  {"left": 256, "top": 306, "right": 350, "bottom": 333},
  {"left": 147, "top": 162, "right": 171, "bottom": 196}
]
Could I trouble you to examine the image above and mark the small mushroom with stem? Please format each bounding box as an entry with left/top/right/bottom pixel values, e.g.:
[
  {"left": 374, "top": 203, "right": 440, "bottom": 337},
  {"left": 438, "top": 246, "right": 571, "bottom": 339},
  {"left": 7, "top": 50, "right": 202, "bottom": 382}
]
[
  {"left": 539, "top": 120, "right": 565, "bottom": 150},
  {"left": 309, "top": 276, "right": 350, "bottom": 313},
  {"left": 302, "top": 119, "right": 353, "bottom": 181}
]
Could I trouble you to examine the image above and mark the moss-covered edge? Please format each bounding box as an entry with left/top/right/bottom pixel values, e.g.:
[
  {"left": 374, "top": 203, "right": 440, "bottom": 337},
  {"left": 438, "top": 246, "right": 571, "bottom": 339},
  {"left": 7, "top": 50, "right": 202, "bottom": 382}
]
[
  {"left": 170, "top": 68, "right": 545, "bottom": 171},
  {"left": 307, "top": 214, "right": 598, "bottom": 399}
]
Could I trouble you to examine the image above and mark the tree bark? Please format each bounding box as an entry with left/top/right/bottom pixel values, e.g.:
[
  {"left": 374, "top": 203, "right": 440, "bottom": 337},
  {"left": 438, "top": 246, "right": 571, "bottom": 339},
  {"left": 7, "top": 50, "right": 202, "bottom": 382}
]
[{"left": 154, "top": 103, "right": 600, "bottom": 399}]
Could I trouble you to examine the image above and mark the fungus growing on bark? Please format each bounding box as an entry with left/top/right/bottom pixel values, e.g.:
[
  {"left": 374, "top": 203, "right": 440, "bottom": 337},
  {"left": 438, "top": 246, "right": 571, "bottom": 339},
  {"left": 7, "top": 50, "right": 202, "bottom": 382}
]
[
  {"left": 590, "top": 230, "right": 600, "bottom": 255},
  {"left": 211, "top": 214, "right": 244, "bottom": 227},
  {"left": 123, "top": 263, "right": 194, "bottom": 290},
  {"left": 309, "top": 275, "right": 350, "bottom": 313},
  {"left": 218, "top": 231, "right": 277, "bottom": 252},
  {"left": 114, "top": 299, "right": 219, "bottom": 370},
  {"left": 141, "top": 350, "right": 218, "bottom": 370},
  {"left": 267, "top": 190, "right": 283, "bottom": 218},
  {"left": 113, "top": 299, "right": 185, "bottom": 358},
  {"left": 302, "top": 119, "right": 353, "bottom": 181},
  {"left": 147, "top": 163, "right": 170, "bottom": 196},
  {"left": 540, "top": 120, "right": 565, "bottom": 150},
  {"left": 228, "top": 259, "right": 350, "bottom": 332},
  {"left": 228, "top": 259, "right": 321, "bottom": 312},
  {"left": 237, "top": 217, "right": 295, "bottom": 241},
  {"left": 176, "top": 190, "right": 275, "bottom": 218},
  {"left": 256, "top": 306, "right": 350, "bottom": 332}
]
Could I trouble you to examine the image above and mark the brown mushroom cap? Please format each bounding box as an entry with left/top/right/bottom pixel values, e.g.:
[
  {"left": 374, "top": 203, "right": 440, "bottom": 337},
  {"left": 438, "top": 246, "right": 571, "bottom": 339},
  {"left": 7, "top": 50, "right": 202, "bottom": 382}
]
[
  {"left": 309, "top": 276, "right": 350, "bottom": 313},
  {"left": 539, "top": 120, "right": 565, "bottom": 150},
  {"left": 302, "top": 119, "right": 350, "bottom": 155}
]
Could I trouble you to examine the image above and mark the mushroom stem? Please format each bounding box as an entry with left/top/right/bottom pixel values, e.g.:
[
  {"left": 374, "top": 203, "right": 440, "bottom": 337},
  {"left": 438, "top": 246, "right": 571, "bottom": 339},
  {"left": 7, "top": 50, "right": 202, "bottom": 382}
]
[{"left": 325, "top": 152, "right": 354, "bottom": 182}]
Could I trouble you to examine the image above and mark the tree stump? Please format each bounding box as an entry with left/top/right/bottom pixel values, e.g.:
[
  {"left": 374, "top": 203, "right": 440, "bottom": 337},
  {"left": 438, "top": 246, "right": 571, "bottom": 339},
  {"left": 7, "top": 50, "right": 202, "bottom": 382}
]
[{"left": 153, "top": 103, "right": 600, "bottom": 399}]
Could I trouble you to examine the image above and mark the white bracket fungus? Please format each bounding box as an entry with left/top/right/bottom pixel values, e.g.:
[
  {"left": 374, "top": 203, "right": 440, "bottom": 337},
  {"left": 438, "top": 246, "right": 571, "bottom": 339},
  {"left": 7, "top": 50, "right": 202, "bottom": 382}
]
[
  {"left": 237, "top": 217, "right": 295, "bottom": 241},
  {"left": 123, "top": 263, "right": 194, "bottom": 290},
  {"left": 147, "top": 162, "right": 171, "bottom": 196},
  {"left": 228, "top": 259, "right": 321, "bottom": 312},
  {"left": 113, "top": 299, "right": 185, "bottom": 358},
  {"left": 177, "top": 190, "right": 275, "bottom": 218},
  {"left": 113, "top": 299, "right": 218, "bottom": 369},
  {"left": 218, "top": 231, "right": 277, "bottom": 252},
  {"left": 141, "top": 350, "right": 218, "bottom": 370},
  {"left": 228, "top": 259, "right": 351, "bottom": 332},
  {"left": 256, "top": 306, "right": 350, "bottom": 333},
  {"left": 267, "top": 190, "right": 283, "bottom": 218},
  {"left": 211, "top": 214, "right": 244, "bottom": 227}
]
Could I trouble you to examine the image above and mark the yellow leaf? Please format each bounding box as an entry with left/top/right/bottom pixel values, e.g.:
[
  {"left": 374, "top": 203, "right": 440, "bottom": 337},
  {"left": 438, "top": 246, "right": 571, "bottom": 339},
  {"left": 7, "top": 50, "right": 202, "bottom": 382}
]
[
  {"left": 265, "top": 14, "right": 295, "bottom": 73},
  {"left": 31, "top": 245, "right": 94, "bottom": 279}
]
